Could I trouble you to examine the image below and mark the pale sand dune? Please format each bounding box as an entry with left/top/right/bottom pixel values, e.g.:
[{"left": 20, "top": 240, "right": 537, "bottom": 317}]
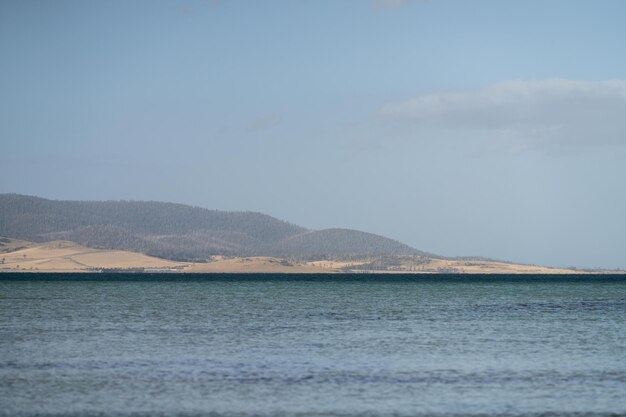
[
  {"left": 186, "top": 257, "right": 329, "bottom": 273},
  {"left": 306, "top": 260, "right": 370, "bottom": 269},
  {"left": 403, "top": 258, "right": 585, "bottom": 274},
  {"left": 0, "top": 241, "right": 326, "bottom": 273},
  {"left": 308, "top": 257, "right": 586, "bottom": 274},
  {"left": 0, "top": 240, "right": 185, "bottom": 272}
]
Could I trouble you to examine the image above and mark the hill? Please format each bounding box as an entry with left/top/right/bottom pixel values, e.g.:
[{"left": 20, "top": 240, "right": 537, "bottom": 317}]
[
  {"left": 0, "top": 238, "right": 597, "bottom": 274},
  {"left": 272, "top": 228, "right": 419, "bottom": 259},
  {"left": 0, "top": 194, "right": 425, "bottom": 261}
]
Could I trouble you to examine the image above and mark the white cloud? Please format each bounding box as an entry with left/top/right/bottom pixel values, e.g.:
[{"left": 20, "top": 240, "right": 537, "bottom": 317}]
[{"left": 380, "top": 79, "right": 626, "bottom": 147}]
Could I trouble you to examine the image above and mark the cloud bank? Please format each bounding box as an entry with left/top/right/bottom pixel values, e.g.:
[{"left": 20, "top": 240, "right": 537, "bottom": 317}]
[{"left": 380, "top": 79, "right": 626, "bottom": 147}]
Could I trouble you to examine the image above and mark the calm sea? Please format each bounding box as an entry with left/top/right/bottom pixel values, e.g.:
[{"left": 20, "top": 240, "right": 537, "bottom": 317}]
[{"left": 1, "top": 273, "right": 625, "bottom": 417}]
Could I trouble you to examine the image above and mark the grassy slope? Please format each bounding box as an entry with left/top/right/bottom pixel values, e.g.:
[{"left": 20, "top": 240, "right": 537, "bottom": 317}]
[{"left": 1, "top": 238, "right": 615, "bottom": 274}]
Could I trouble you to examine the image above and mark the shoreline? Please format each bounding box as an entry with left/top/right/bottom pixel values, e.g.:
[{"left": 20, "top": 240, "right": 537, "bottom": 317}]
[{"left": 1, "top": 239, "right": 623, "bottom": 275}]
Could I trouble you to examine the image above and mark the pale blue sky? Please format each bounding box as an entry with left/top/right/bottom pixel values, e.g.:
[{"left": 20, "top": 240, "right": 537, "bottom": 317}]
[{"left": 2, "top": 0, "right": 626, "bottom": 268}]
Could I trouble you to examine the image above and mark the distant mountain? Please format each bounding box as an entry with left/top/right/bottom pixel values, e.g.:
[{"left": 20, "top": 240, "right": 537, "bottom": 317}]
[{"left": 0, "top": 194, "right": 426, "bottom": 261}]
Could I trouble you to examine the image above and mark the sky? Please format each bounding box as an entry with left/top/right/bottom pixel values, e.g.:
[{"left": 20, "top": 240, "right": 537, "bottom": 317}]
[{"left": 1, "top": 0, "right": 626, "bottom": 269}]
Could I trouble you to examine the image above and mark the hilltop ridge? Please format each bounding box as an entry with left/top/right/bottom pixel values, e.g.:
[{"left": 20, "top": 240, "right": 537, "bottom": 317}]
[{"left": 0, "top": 194, "right": 425, "bottom": 261}]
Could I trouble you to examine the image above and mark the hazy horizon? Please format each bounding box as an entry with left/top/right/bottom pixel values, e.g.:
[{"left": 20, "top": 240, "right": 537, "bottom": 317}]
[{"left": 2, "top": 0, "right": 626, "bottom": 269}]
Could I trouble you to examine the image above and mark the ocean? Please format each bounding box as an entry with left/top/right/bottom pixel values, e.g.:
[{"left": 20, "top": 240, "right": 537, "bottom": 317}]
[{"left": 1, "top": 273, "right": 625, "bottom": 417}]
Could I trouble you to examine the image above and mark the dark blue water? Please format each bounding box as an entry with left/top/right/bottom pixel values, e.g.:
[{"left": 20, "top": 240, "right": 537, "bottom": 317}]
[{"left": 1, "top": 273, "right": 626, "bottom": 416}]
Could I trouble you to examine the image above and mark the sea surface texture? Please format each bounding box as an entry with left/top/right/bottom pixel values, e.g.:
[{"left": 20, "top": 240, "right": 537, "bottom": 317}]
[{"left": 1, "top": 274, "right": 625, "bottom": 417}]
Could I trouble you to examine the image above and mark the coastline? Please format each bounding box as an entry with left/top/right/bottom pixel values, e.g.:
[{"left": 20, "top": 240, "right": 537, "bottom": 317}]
[{"left": 1, "top": 240, "right": 622, "bottom": 275}]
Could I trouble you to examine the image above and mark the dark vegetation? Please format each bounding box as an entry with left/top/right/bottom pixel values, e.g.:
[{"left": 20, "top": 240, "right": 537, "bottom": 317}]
[{"left": 0, "top": 194, "right": 427, "bottom": 261}]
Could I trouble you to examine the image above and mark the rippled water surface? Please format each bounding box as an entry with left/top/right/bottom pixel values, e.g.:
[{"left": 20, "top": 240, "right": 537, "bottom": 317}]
[{"left": 1, "top": 274, "right": 626, "bottom": 417}]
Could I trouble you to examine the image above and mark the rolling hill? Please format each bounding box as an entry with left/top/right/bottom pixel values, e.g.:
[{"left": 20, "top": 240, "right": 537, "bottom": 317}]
[
  {"left": 0, "top": 238, "right": 592, "bottom": 274},
  {"left": 0, "top": 194, "right": 426, "bottom": 261}
]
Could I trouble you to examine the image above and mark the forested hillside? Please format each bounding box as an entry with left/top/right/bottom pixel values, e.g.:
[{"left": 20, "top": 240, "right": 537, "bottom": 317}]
[
  {"left": 0, "top": 194, "right": 425, "bottom": 261},
  {"left": 272, "top": 229, "right": 419, "bottom": 260}
]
